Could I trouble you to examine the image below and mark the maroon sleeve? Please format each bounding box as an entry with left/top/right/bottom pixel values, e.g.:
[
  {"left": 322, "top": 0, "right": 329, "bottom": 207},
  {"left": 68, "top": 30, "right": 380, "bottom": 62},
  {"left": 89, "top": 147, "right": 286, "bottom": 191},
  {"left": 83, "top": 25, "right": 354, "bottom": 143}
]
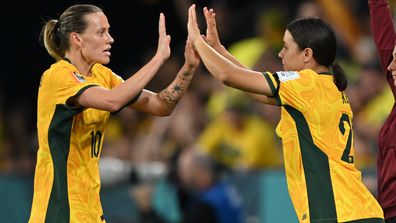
[{"left": 369, "top": 0, "right": 396, "bottom": 95}]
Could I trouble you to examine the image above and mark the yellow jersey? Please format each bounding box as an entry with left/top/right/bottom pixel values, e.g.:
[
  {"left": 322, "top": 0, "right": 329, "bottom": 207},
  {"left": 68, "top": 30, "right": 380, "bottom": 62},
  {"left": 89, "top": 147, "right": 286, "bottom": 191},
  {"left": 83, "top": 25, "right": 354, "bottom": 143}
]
[
  {"left": 263, "top": 69, "right": 384, "bottom": 222},
  {"left": 29, "top": 60, "right": 134, "bottom": 223}
]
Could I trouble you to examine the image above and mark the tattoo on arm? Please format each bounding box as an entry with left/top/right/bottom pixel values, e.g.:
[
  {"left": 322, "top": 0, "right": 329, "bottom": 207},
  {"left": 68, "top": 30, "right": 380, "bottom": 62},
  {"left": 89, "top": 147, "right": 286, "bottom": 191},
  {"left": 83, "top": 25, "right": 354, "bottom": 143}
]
[
  {"left": 178, "top": 71, "right": 193, "bottom": 81},
  {"left": 171, "top": 83, "right": 183, "bottom": 93},
  {"left": 159, "top": 70, "right": 194, "bottom": 106},
  {"left": 159, "top": 89, "right": 178, "bottom": 105}
]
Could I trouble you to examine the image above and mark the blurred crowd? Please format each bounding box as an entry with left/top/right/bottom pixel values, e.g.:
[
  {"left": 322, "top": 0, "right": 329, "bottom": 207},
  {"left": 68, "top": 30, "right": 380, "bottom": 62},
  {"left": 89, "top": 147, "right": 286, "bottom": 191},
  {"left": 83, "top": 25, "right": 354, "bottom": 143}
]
[{"left": 1, "top": 0, "right": 395, "bottom": 222}]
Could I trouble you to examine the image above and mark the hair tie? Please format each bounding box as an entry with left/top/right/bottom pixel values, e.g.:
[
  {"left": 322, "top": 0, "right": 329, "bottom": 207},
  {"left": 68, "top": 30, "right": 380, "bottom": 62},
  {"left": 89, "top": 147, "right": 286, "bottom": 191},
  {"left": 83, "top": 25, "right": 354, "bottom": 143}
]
[
  {"left": 329, "top": 63, "right": 334, "bottom": 75},
  {"left": 54, "top": 19, "right": 60, "bottom": 33}
]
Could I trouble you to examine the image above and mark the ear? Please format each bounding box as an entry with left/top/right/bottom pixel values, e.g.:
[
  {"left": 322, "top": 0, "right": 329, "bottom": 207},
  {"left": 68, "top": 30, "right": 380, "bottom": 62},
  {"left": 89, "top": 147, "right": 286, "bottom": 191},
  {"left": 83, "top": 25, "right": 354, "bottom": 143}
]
[
  {"left": 302, "top": 48, "right": 314, "bottom": 63},
  {"left": 70, "top": 32, "right": 83, "bottom": 48}
]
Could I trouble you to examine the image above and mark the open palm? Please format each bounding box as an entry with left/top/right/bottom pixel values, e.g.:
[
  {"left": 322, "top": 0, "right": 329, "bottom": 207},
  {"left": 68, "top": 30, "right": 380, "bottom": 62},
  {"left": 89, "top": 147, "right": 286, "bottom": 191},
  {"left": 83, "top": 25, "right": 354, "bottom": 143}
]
[
  {"left": 156, "top": 13, "right": 171, "bottom": 60},
  {"left": 203, "top": 7, "right": 222, "bottom": 48}
]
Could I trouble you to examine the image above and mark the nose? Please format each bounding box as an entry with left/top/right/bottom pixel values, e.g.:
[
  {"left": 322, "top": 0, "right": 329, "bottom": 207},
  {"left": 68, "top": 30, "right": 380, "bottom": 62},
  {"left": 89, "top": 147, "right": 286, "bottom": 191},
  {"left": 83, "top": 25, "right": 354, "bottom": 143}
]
[
  {"left": 388, "top": 59, "right": 396, "bottom": 72},
  {"left": 278, "top": 48, "right": 283, "bottom": 59},
  {"left": 107, "top": 33, "right": 114, "bottom": 44}
]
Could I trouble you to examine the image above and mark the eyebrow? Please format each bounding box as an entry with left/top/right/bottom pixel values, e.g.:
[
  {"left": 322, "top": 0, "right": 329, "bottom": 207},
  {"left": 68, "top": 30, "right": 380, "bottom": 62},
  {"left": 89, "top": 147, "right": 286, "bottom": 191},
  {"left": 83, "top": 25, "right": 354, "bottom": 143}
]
[
  {"left": 98, "top": 25, "right": 110, "bottom": 30},
  {"left": 97, "top": 27, "right": 109, "bottom": 32}
]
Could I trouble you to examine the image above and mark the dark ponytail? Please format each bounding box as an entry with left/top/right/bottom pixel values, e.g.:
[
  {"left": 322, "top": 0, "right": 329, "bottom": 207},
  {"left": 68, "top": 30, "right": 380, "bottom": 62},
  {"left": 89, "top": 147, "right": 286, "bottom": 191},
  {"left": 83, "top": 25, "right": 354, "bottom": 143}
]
[
  {"left": 287, "top": 17, "right": 348, "bottom": 91},
  {"left": 331, "top": 62, "right": 347, "bottom": 91}
]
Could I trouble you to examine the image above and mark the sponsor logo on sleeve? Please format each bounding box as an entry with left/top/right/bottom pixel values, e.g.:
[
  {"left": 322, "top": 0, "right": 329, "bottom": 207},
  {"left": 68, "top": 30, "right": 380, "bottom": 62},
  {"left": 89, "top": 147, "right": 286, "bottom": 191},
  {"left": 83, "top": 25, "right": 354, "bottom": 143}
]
[{"left": 276, "top": 71, "right": 300, "bottom": 82}]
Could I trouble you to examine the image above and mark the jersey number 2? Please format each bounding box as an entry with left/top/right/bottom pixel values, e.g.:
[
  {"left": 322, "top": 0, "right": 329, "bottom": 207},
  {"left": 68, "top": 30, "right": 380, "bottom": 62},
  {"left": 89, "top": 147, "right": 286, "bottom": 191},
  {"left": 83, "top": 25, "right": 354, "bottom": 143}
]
[
  {"left": 338, "top": 114, "right": 354, "bottom": 163},
  {"left": 91, "top": 130, "right": 102, "bottom": 158}
]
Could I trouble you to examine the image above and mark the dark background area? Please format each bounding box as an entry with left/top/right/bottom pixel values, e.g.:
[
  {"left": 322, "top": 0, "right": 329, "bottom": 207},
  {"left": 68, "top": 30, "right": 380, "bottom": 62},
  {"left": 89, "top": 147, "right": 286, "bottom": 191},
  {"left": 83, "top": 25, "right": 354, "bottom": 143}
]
[
  {"left": 2, "top": 0, "right": 288, "bottom": 130},
  {"left": 1, "top": 0, "right": 303, "bottom": 104},
  {"left": 0, "top": 0, "right": 371, "bottom": 163}
]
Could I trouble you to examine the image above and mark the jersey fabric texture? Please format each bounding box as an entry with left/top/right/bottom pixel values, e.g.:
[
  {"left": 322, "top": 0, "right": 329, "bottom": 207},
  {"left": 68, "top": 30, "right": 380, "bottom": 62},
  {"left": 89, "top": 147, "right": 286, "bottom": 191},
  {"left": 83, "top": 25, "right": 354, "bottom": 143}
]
[
  {"left": 29, "top": 60, "right": 132, "bottom": 223},
  {"left": 263, "top": 69, "right": 383, "bottom": 222}
]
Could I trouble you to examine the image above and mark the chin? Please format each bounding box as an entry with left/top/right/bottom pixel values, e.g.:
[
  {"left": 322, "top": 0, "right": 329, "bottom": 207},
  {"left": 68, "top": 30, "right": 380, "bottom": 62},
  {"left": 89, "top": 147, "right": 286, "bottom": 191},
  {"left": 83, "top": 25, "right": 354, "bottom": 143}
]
[
  {"left": 98, "top": 57, "right": 110, "bottom": 65},
  {"left": 282, "top": 63, "right": 292, "bottom": 71},
  {"left": 99, "top": 58, "right": 110, "bottom": 65}
]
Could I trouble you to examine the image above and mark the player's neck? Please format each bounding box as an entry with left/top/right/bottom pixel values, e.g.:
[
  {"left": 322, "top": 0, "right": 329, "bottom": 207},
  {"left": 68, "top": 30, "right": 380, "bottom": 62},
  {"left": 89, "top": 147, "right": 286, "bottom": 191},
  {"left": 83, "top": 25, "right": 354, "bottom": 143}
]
[
  {"left": 64, "top": 52, "right": 93, "bottom": 76},
  {"left": 310, "top": 64, "right": 330, "bottom": 74}
]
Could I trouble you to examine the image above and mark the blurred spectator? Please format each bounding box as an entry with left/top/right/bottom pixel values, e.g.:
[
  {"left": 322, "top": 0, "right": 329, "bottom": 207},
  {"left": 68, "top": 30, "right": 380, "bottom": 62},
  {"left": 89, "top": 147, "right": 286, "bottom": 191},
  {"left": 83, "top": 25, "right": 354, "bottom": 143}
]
[
  {"left": 352, "top": 64, "right": 393, "bottom": 169},
  {"left": 314, "top": 0, "right": 362, "bottom": 52},
  {"left": 203, "top": 5, "right": 287, "bottom": 145},
  {"left": 296, "top": 1, "right": 322, "bottom": 18},
  {"left": 227, "top": 5, "right": 286, "bottom": 72},
  {"left": 177, "top": 147, "right": 245, "bottom": 223},
  {"left": 125, "top": 146, "right": 246, "bottom": 223},
  {"left": 1, "top": 103, "right": 36, "bottom": 174},
  {"left": 198, "top": 92, "right": 282, "bottom": 170},
  {"left": 160, "top": 92, "right": 207, "bottom": 156}
]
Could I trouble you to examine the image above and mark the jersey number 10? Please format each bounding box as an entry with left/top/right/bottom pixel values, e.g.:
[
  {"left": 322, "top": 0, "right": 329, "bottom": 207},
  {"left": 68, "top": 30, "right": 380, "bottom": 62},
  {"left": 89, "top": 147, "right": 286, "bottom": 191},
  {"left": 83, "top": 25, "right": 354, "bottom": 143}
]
[{"left": 91, "top": 130, "right": 102, "bottom": 158}]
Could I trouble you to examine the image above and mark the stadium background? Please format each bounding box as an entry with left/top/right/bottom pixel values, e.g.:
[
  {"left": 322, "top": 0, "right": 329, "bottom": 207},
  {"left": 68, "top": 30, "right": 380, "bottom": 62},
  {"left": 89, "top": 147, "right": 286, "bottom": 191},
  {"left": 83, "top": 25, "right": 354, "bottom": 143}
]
[{"left": 0, "top": 0, "right": 393, "bottom": 222}]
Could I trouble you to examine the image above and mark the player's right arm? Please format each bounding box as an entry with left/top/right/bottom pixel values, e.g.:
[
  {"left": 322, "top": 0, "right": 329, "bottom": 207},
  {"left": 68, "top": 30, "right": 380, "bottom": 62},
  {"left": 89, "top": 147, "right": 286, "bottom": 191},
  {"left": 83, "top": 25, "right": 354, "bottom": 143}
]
[
  {"left": 369, "top": 0, "right": 396, "bottom": 73},
  {"left": 201, "top": 6, "right": 276, "bottom": 105},
  {"left": 74, "top": 13, "right": 171, "bottom": 112}
]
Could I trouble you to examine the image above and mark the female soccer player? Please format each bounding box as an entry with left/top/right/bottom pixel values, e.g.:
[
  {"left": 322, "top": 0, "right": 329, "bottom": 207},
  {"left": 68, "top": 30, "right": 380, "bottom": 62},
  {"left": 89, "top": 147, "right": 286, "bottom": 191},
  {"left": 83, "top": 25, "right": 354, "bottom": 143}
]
[
  {"left": 29, "top": 4, "right": 200, "bottom": 223},
  {"left": 187, "top": 4, "right": 384, "bottom": 223},
  {"left": 369, "top": 0, "right": 396, "bottom": 222}
]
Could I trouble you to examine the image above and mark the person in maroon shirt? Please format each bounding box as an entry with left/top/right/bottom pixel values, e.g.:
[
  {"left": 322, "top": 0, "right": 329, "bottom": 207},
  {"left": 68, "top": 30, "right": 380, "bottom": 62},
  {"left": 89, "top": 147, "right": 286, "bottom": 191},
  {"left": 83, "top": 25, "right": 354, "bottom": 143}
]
[{"left": 370, "top": 0, "right": 396, "bottom": 222}]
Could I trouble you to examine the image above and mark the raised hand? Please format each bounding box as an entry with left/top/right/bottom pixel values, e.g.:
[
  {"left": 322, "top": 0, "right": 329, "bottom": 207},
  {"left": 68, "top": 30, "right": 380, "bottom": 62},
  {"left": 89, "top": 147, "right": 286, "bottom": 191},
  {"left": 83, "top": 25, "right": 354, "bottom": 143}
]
[
  {"left": 156, "top": 13, "right": 171, "bottom": 61},
  {"left": 203, "top": 7, "right": 222, "bottom": 49},
  {"left": 187, "top": 4, "right": 202, "bottom": 45},
  {"left": 184, "top": 40, "right": 200, "bottom": 69}
]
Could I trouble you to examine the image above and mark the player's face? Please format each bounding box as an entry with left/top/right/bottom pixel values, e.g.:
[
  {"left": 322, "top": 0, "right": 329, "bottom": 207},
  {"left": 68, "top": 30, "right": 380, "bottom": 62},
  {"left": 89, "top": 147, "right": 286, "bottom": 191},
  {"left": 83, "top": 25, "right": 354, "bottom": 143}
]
[
  {"left": 278, "top": 30, "right": 305, "bottom": 71},
  {"left": 78, "top": 12, "right": 114, "bottom": 65},
  {"left": 387, "top": 45, "right": 396, "bottom": 86}
]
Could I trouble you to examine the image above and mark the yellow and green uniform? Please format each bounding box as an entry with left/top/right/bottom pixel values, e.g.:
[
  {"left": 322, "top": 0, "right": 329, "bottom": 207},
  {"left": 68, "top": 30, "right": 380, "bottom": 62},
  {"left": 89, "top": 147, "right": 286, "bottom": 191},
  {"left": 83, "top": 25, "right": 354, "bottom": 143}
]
[
  {"left": 29, "top": 60, "right": 138, "bottom": 223},
  {"left": 263, "top": 69, "right": 384, "bottom": 223}
]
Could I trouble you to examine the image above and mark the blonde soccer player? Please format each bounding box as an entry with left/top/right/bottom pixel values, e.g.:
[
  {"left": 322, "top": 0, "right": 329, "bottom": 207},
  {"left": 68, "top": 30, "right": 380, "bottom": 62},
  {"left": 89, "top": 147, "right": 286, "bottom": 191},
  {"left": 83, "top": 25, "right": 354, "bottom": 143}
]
[{"left": 29, "top": 4, "right": 200, "bottom": 223}]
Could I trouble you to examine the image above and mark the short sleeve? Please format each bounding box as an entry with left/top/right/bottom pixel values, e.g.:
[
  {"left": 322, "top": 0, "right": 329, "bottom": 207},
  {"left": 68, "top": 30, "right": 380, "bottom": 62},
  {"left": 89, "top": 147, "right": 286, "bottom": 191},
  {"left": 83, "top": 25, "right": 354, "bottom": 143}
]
[
  {"left": 263, "top": 71, "right": 312, "bottom": 110},
  {"left": 262, "top": 71, "right": 281, "bottom": 105},
  {"left": 50, "top": 70, "right": 98, "bottom": 106},
  {"left": 109, "top": 72, "right": 124, "bottom": 88},
  {"left": 91, "top": 64, "right": 123, "bottom": 89},
  {"left": 92, "top": 64, "right": 141, "bottom": 105}
]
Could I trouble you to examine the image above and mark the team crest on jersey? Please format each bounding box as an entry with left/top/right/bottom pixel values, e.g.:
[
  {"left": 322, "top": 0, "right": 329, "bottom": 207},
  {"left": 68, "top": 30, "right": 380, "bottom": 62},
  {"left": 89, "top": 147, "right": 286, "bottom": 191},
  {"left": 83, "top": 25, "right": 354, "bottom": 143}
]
[
  {"left": 276, "top": 71, "right": 300, "bottom": 82},
  {"left": 73, "top": 72, "right": 86, "bottom": 82}
]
